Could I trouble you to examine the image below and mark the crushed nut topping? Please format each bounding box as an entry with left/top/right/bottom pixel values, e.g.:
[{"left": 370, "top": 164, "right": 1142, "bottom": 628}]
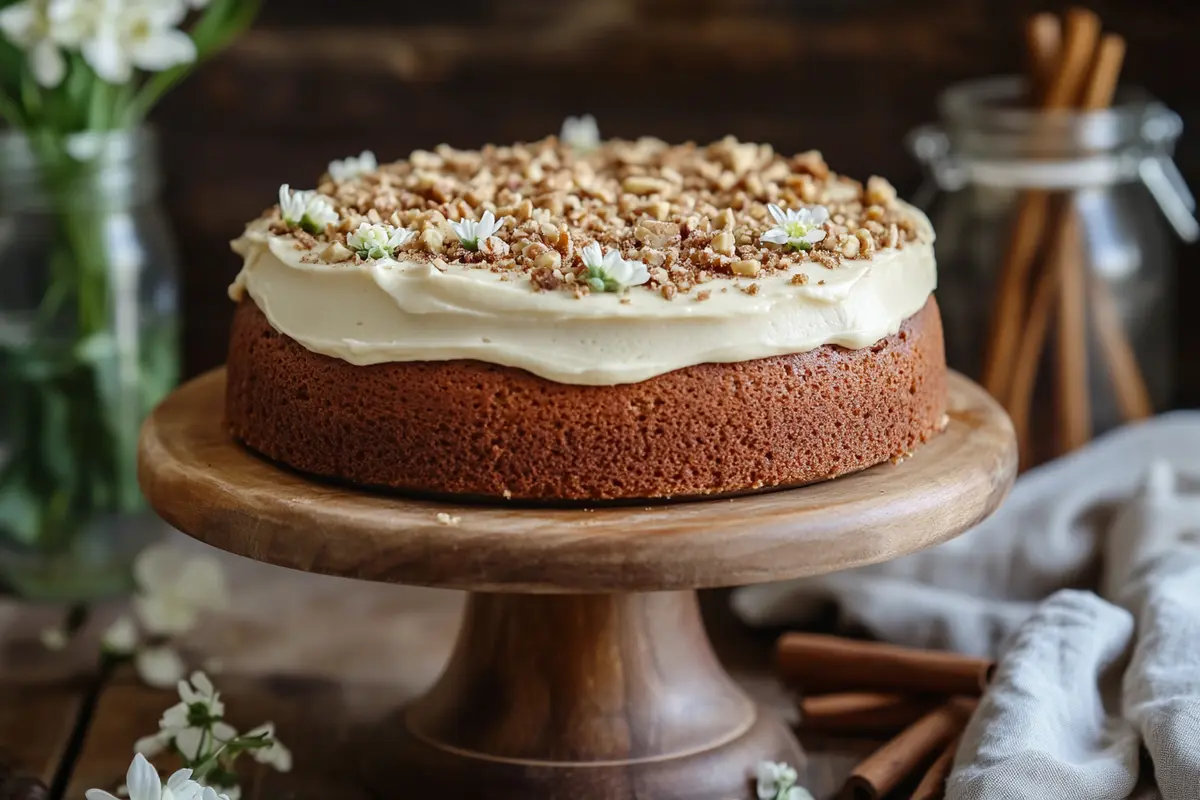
[{"left": 265, "top": 136, "right": 929, "bottom": 296}]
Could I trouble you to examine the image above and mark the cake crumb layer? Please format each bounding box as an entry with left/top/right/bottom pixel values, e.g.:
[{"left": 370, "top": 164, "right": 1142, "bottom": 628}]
[{"left": 225, "top": 298, "right": 948, "bottom": 502}]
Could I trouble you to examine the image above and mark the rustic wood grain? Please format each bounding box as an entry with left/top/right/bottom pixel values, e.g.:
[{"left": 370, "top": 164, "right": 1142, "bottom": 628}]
[
  {"left": 137, "top": 369, "right": 1016, "bottom": 593},
  {"left": 0, "top": 681, "right": 83, "bottom": 789}
]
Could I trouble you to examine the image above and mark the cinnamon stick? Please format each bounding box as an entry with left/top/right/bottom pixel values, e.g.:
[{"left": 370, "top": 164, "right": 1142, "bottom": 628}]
[
  {"left": 1026, "top": 13, "right": 1062, "bottom": 106},
  {"left": 1090, "top": 273, "right": 1153, "bottom": 420},
  {"left": 776, "top": 633, "right": 993, "bottom": 696},
  {"left": 798, "top": 692, "right": 937, "bottom": 735},
  {"left": 843, "top": 698, "right": 976, "bottom": 800},
  {"left": 911, "top": 734, "right": 963, "bottom": 800},
  {"left": 1042, "top": 8, "right": 1102, "bottom": 110}
]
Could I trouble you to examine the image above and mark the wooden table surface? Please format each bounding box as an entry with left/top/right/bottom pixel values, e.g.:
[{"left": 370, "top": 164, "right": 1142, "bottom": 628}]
[{"left": 0, "top": 536, "right": 881, "bottom": 800}]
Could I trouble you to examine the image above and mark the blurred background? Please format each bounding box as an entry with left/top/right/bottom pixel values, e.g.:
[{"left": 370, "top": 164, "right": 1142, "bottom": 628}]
[{"left": 160, "top": 0, "right": 1200, "bottom": 403}]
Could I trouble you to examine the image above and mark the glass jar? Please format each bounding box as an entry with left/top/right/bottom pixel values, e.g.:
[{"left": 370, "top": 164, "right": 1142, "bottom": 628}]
[
  {"left": 0, "top": 128, "right": 180, "bottom": 600},
  {"left": 910, "top": 77, "right": 1196, "bottom": 464}
]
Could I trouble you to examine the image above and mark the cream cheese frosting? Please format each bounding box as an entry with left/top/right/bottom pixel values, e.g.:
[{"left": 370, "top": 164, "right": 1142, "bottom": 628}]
[{"left": 229, "top": 212, "right": 936, "bottom": 386}]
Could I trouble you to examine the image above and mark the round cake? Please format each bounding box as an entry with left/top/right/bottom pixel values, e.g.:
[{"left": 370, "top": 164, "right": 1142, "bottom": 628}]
[{"left": 226, "top": 133, "right": 947, "bottom": 502}]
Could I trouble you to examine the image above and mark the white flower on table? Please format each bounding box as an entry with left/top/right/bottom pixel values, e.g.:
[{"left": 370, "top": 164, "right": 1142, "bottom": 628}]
[
  {"left": 279, "top": 184, "right": 339, "bottom": 236},
  {"left": 580, "top": 241, "right": 649, "bottom": 293},
  {"left": 759, "top": 204, "right": 829, "bottom": 251},
  {"left": 450, "top": 209, "right": 502, "bottom": 251},
  {"left": 132, "top": 543, "right": 229, "bottom": 638},
  {"left": 560, "top": 114, "right": 600, "bottom": 152},
  {"left": 755, "top": 760, "right": 813, "bottom": 800},
  {"left": 81, "top": 0, "right": 197, "bottom": 85},
  {"left": 155, "top": 671, "right": 238, "bottom": 760},
  {"left": 347, "top": 222, "right": 414, "bottom": 260},
  {"left": 86, "top": 753, "right": 202, "bottom": 800},
  {"left": 245, "top": 722, "right": 293, "bottom": 772},
  {"left": 102, "top": 613, "right": 140, "bottom": 655},
  {"left": 328, "top": 150, "right": 377, "bottom": 182}
]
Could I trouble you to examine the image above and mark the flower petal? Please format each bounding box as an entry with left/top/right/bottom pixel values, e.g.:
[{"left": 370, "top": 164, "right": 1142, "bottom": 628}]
[
  {"left": 805, "top": 229, "right": 827, "bottom": 244},
  {"left": 29, "top": 39, "right": 65, "bottom": 87},
  {"left": 85, "top": 792, "right": 121, "bottom": 800},
  {"left": 766, "top": 204, "right": 788, "bottom": 226},
  {"left": 134, "top": 732, "right": 170, "bottom": 757},
  {"left": 809, "top": 205, "right": 830, "bottom": 225},
  {"left": 102, "top": 615, "right": 139, "bottom": 655},
  {"left": 82, "top": 28, "right": 132, "bottom": 84},
  {"left": 0, "top": 1, "right": 35, "bottom": 43},
  {"left": 126, "top": 753, "right": 162, "bottom": 800},
  {"left": 174, "top": 726, "right": 206, "bottom": 761},
  {"left": 135, "top": 594, "right": 197, "bottom": 637},
  {"left": 190, "top": 671, "right": 214, "bottom": 698},
  {"left": 165, "top": 769, "right": 196, "bottom": 792},
  {"left": 760, "top": 229, "right": 790, "bottom": 245},
  {"left": 580, "top": 242, "right": 602, "bottom": 269},
  {"left": 131, "top": 26, "right": 196, "bottom": 72},
  {"left": 135, "top": 646, "right": 186, "bottom": 689}
]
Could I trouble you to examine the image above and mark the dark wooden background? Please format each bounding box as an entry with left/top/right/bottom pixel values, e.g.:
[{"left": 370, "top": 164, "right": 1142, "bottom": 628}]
[{"left": 155, "top": 0, "right": 1200, "bottom": 406}]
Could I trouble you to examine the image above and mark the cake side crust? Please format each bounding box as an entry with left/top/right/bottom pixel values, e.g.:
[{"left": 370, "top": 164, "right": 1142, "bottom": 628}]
[{"left": 225, "top": 298, "right": 947, "bottom": 501}]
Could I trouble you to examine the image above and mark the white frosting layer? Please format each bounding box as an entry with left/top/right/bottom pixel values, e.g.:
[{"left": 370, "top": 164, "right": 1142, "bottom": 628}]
[{"left": 230, "top": 219, "right": 937, "bottom": 386}]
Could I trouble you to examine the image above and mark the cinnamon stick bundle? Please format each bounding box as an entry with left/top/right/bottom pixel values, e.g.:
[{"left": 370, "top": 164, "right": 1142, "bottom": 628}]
[
  {"left": 842, "top": 698, "right": 976, "bottom": 800},
  {"left": 984, "top": 7, "right": 1151, "bottom": 466},
  {"left": 776, "top": 633, "right": 993, "bottom": 696}
]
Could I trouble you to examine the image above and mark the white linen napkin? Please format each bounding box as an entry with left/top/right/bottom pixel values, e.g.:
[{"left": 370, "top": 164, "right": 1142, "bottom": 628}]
[{"left": 731, "top": 412, "right": 1200, "bottom": 799}]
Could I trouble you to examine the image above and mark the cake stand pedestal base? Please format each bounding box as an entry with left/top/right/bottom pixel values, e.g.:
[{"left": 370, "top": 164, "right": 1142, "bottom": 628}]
[
  {"left": 361, "top": 591, "right": 799, "bottom": 799},
  {"left": 138, "top": 369, "right": 1016, "bottom": 800}
]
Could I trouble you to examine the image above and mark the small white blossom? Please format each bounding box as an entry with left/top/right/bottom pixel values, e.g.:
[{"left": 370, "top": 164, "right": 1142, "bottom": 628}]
[
  {"left": 134, "top": 730, "right": 171, "bottom": 758},
  {"left": 160, "top": 672, "right": 236, "bottom": 760},
  {"left": 102, "top": 614, "right": 140, "bottom": 656},
  {"left": 760, "top": 204, "right": 829, "bottom": 251},
  {"left": 328, "top": 150, "right": 377, "bottom": 182},
  {"left": 756, "top": 761, "right": 801, "bottom": 800},
  {"left": 0, "top": 0, "right": 70, "bottom": 87},
  {"left": 39, "top": 625, "right": 68, "bottom": 651},
  {"left": 347, "top": 222, "right": 414, "bottom": 260},
  {"left": 580, "top": 241, "right": 649, "bottom": 292},
  {"left": 82, "top": 0, "right": 197, "bottom": 84},
  {"left": 132, "top": 543, "right": 229, "bottom": 637},
  {"left": 278, "top": 184, "right": 339, "bottom": 236},
  {"left": 135, "top": 646, "right": 186, "bottom": 689},
  {"left": 86, "top": 754, "right": 202, "bottom": 800},
  {"left": 450, "top": 209, "right": 502, "bottom": 251},
  {"left": 199, "top": 788, "right": 231, "bottom": 800},
  {"left": 560, "top": 114, "right": 600, "bottom": 152},
  {"left": 246, "top": 722, "right": 293, "bottom": 772}
]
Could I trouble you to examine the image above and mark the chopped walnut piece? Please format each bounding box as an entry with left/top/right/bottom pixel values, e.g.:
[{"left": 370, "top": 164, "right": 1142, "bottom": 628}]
[
  {"left": 695, "top": 289, "right": 712, "bottom": 301},
  {"left": 530, "top": 267, "right": 562, "bottom": 291},
  {"left": 660, "top": 284, "right": 678, "bottom": 300},
  {"left": 260, "top": 135, "right": 922, "bottom": 295},
  {"left": 731, "top": 259, "right": 760, "bottom": 277},
  {"left": 321, "top": 242, "right": 353, "bottom": 263},
  {"left": 790, "top": 272, "right": 810, "bottom": 285}
]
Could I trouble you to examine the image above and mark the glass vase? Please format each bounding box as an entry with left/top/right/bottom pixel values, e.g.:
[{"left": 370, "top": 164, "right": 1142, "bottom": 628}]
[{"left": 0, "top": 127, "right": 180, "bottom": 601}]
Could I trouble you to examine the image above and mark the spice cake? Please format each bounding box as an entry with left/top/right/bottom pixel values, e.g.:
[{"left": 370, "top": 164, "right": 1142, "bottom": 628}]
[{"left": 226, "top": 133, "right": 947, "bottom": 501}]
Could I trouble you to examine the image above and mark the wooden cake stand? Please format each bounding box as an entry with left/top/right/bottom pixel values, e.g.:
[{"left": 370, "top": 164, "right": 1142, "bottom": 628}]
[{"left": 138, "top": 369, "right": 1015, "bottom": 800}]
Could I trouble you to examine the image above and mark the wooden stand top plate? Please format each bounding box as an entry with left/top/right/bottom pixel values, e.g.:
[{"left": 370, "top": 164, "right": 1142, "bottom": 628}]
[{"left": 139, "top": 369, "right": 1016, "bottom": 594}]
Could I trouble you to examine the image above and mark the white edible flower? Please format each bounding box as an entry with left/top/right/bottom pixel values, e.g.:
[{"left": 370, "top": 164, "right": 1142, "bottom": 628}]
[
  {"left": 760, "top": 204, "right": 829, "bottom": 251},
  {"left": 136, "top": 646, "right": 187, "bottom": 688},
  {"left": 246, "top": 722, "right": 293, "bottom": 772},
  {"left": 756, "top": 761, "right": 799, "bottom": 800},
  {"left": 278, "top": 184, "right": 339, "bottom": 236},
  {"left": 328, "top": 150, "right": 377, "bottom": 182},
  {"left": 161, "top": 672, "right": 237, "bottom": 760},
  {"left": 580, "top": 241, "right": 649, "bottom": 292},
  {"left": 347, "top": 222, "right": 414, "bottom": 260},
  {"left": 82, "top": 0, "right": 197, "bottom": 84},
  {"left": 449, "top": 209, "right": 502, "bottom": 251},
  {"left": 102, "top": 614, "right": 140, "bottom": 656},
  {"left": 132, "top": 543, "right": 229, "bottom": 637},
  {"left": 86, "top": 753, "right": 202, "bottom": 800},
  {"left": 560, "top": 114, "right": 600, "bottom": 152},
  {"left": 0, "top": 0, "right": 70, "bottom": 87}
]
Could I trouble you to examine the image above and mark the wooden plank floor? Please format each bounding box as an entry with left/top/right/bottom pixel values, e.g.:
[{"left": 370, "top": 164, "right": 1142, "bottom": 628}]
[{"left": 2, "top": 540, "right": 871, "bottom": 800}]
